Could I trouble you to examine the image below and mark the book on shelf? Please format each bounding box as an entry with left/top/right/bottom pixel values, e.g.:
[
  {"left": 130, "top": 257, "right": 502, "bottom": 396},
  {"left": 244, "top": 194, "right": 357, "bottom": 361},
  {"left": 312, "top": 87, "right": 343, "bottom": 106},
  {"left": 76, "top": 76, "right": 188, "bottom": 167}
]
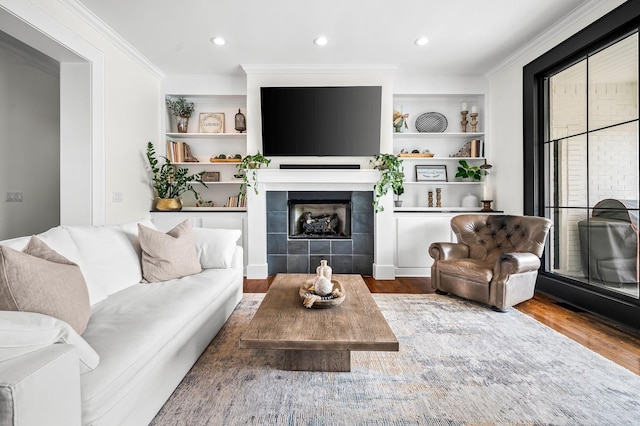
[
  {"left": 470, "top": 139, "right": 484, "bottom": 158},
  {"left": 226, "top": 194, "right": 246, "bottom": 208},
  {"left": 165, "top": 140, "right": 198, "bottom": 163}
]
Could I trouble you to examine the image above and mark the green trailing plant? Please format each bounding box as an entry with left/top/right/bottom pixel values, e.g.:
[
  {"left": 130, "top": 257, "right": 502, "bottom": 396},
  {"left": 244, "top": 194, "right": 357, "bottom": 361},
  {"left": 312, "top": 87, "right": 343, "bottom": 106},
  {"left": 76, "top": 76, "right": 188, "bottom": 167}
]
[
  {"left": 371, "top": 153, "right": 404, "bottom": 213},
  {"left": 455, "top": 159, "right": 488, "bottom": 181},
  {"left": 236, "top": 152, "right": 271, "bottom": 195},
  {"left": 145, "top": 142, "right": 206, "bottom": 199},
  {"left": 166, "top": 96, "right": 195, "bottom": 117}
]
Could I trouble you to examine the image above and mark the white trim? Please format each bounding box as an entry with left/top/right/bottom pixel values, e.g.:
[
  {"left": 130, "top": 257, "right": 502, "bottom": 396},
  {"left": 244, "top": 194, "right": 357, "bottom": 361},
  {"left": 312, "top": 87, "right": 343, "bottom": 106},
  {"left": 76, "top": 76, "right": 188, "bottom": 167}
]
[
  {"left": 0, "top": 0, "right": 106, "bottom": 225},
  {"left": 241, "top": 64, "right": 398, "bottom": 75},
  {"left": 61, "top": 0, "right": 165, "bottom": 79},
  {"left": 485, "top": 0, "right": 626, "bottom": 79}
]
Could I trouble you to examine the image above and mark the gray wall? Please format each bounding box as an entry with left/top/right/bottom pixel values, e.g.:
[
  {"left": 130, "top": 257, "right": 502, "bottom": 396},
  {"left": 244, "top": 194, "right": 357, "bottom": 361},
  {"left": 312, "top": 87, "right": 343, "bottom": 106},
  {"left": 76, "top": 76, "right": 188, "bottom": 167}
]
[{"left": 0, "top": 40, "right": 60, "bottom": 240}]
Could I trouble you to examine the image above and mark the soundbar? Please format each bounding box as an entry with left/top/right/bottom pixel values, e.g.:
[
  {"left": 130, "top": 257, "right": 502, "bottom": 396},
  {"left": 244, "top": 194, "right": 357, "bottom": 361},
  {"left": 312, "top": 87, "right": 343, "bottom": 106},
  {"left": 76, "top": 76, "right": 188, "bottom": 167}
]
[{"left": 279, "top": 164, "right": 361, "bottom": 170}]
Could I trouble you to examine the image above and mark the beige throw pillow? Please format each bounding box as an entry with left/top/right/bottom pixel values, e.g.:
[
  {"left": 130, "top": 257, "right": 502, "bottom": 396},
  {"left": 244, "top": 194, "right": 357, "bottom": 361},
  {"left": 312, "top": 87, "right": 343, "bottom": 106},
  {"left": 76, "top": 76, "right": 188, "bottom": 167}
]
[
  {"left": 138, "top": 220, "right": 202, "bottom": 282},
  {"left": 0, "top": 236, "right": 91, "bottom": 334}
]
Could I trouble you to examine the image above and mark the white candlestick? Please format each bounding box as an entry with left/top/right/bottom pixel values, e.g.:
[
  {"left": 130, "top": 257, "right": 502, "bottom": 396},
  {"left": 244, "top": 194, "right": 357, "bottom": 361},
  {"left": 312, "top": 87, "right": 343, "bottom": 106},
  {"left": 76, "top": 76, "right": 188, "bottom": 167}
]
[
  {"left": 482, "top": 180, "right": 493, "bottom": 200},
  {"left": 471, "top": 105, "right": 477, "bottom": 113},
  {"left": 461, "top": 102, "right": 468, "bottom": 112}
]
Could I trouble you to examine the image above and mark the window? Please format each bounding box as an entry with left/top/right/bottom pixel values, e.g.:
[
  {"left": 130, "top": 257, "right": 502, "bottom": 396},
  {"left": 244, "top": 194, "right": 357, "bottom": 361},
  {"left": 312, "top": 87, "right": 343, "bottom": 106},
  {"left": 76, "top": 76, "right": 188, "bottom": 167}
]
[{"left": 524, "top": 2, "right": 640, "bottom": 328}]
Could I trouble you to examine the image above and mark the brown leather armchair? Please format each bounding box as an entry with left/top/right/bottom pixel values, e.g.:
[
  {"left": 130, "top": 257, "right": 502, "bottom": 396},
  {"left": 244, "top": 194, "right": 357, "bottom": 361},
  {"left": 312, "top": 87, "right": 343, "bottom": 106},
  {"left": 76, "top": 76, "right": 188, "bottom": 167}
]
[{"left": 429, "top": 214, "right": 552, "bottom": 311}]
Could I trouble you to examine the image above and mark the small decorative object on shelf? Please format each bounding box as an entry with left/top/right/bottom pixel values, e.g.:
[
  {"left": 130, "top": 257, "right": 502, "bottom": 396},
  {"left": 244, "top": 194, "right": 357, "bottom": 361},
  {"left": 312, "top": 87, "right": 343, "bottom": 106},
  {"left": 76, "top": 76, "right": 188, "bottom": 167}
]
[
  {"left": 234, "top": 109, "right": 247, "bottom": 133},
  {"left": 371, "top": 153, "right": 404, "bottom": 213},
  {"left": 481, "top": 200, "right": 494, "bottom": 212},
  {"left": 428, "top": 190, "right": 433, "bottom": 207},
  {"left": 470, "top": 105, "right": 479, "bottom": 132},
  {"left": 415, "top": 112, "right": 448, "bottom": 133},
  {"left": 199, "top": 112, "right": 225, "bottom": 133},
  {"left": 166, "top": 96, "right": 195, "bottom": 133},
  {"left": 237, "top": 152, "right": 271, "bottom": 195},
  {"left": 461, "top": 193, "right": 479, "bottom": 208},
  {"left": 436, "top": 188, "right": 442, "bottom": 207},
  {"left": 145, "top": 142, "right": 206, "bottom": 211},
  {"left": 393, "top": 109, "right": 409, "bottom": 132},
  {"left": 460, "top": 102, "right": 468, "bottom": 133},
  {"left": 201, "top": 171, "right": 220, "bottom": 182}
]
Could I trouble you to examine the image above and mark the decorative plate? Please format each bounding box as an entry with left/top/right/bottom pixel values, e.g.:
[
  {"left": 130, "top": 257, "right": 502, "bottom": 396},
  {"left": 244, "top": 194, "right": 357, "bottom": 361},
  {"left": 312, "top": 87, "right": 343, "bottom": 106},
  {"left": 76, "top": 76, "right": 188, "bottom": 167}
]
[
  {"left": 299, "top": 279, "right": 345, "bottom": 308},
  {"left": 415, "top": 112, "right": 448, "bottom": 133}
]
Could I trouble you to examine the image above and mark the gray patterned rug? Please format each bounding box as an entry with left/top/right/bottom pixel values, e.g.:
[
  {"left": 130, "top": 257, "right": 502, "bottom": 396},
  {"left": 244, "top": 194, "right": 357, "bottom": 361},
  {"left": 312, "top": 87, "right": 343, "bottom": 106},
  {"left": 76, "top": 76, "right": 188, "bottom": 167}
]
[{"left": 151, "top": 294, "right": 640, "bottom": 425}]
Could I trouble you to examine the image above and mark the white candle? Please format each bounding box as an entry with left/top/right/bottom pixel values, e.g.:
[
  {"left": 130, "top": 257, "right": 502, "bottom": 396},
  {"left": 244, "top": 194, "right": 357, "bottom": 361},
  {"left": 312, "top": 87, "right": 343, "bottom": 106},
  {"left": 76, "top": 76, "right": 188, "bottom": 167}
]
[
  {"left": 471, "top": 105, "right": 477, "bottom": 113},
  {"left": 482, "top": 181, "right": 493, "bottom": 200},
  {"left": 461, "top": 102, "right": 468, "bottom": 112}
]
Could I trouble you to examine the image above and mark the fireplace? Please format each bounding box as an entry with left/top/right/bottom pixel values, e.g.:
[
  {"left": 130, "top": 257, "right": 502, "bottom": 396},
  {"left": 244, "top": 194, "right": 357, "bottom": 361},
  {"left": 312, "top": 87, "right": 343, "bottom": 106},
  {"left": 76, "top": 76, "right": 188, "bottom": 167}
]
[
  {"left": 288, "top": 193, "right": 352, "bottom": 239},
  {"left": 266, "top": 190, "right": 374, "bottom": 276}
]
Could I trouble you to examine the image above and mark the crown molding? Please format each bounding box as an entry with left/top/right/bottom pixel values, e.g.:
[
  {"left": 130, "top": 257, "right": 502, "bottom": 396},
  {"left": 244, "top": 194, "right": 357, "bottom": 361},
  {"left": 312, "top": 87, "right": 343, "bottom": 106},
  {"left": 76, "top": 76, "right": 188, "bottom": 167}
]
[
  {"left": 0, "top": 30, "right": 59, "bottom": 77},
  {"left": 61, "top": 0, "right": 164, "bottom": 79},
  {"left": 241, "top": 64, "right": 398, "bottom": 75},
  {"left": 485, "top": 0, "right": 625, "bottom": 79}
]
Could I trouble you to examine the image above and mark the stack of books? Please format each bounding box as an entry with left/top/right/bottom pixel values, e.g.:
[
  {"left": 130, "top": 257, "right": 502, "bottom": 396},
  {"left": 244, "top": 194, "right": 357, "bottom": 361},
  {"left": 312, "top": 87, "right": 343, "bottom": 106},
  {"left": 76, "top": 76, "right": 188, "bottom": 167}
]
[{"left": 226, "top": 194, "right": 247, "bottom": 208}]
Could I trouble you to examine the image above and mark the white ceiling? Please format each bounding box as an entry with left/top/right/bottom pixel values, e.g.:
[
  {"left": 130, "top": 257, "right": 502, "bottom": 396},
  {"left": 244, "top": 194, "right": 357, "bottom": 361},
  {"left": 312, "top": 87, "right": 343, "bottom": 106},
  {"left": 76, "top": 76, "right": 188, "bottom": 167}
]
[{"left": 75, "top": 0, "right": 589, "bottom": 76}]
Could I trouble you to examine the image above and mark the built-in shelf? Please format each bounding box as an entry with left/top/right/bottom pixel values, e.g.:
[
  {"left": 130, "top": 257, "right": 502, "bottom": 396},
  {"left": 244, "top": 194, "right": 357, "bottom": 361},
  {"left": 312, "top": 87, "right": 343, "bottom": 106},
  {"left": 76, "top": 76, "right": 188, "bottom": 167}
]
[
  {"left": 180, "top": 207, "right": 247, "bottom": 212},
  {"left": 399, "top": 157, "right": 485, "bottom": 162},
  {"left": 166, "top": 132, "right": 247, "bottom": 138},
  {"left": 393, "top": 132, "right": 484, "bottom": 138},
  {"left": 403, "top": 181, "right": 483, "bottom": 186}
]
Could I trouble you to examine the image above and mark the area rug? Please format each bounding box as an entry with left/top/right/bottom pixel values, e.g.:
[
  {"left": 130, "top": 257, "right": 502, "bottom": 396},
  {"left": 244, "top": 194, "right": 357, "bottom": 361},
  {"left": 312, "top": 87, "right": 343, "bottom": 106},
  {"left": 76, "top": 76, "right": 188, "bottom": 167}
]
[{"left": 151, "top": 294, "right": 640, "bottom": 425}]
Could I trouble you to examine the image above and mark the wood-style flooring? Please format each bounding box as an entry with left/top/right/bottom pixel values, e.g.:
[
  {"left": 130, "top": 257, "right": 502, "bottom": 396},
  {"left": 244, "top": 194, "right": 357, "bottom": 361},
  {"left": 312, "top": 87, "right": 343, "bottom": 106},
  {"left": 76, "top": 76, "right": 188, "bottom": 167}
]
[{"left": 244, "top": 276, "right": 640, "bottom": 375}]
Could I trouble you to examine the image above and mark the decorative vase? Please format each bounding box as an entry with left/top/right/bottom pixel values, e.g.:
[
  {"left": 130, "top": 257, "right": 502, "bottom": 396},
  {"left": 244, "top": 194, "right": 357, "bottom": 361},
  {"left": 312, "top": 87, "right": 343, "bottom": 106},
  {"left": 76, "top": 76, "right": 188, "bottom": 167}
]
[
  {"left": 316, "top": 259, "right": 332, "bottom": 281},
  {"left": 461, "top": 193, "right": 479, "bottom": 208},
  {"left": 394, "top": 200, "right": 403, "bottom": 207},
  {"left": 155, "top": 198, "right": 183, "bottom": 211},
  {"left": 176, "top": 116, "right": 189, "bottom": 133}
]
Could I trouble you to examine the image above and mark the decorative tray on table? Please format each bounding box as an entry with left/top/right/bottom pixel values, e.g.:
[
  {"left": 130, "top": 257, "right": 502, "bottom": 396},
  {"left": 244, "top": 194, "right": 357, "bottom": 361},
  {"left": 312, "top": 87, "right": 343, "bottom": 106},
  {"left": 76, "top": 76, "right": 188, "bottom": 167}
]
[{"left": 299, "top": 279, "right": 345, "bottom": 309}]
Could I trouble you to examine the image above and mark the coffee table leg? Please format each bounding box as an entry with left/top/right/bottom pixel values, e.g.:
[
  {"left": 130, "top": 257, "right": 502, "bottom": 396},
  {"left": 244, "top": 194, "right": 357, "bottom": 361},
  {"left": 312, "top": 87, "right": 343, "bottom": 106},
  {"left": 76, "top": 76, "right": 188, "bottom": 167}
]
[{"left": 283, "top": 349, "right": 351, "bottom": 372}]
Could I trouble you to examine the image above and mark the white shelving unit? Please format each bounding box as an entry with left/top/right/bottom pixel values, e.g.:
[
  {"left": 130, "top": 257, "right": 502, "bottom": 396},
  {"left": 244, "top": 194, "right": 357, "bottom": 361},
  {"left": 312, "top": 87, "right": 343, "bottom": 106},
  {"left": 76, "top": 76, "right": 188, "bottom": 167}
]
[{"left": 164, "top": 94, "right": 248, "bottom": 210}]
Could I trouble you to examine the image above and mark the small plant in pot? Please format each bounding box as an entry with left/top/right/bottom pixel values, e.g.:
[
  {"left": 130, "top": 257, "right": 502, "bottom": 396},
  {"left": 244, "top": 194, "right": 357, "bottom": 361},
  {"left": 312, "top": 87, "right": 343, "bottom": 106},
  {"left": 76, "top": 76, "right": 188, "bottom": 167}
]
[
  {"left": 236, "top": 152, "right": 271, "bottom": 195},
  {"left": 146, "top": 142, "right": 206, "bottom": 210},
  {"left": 166, "top": 96, "right": 195, "bottom": 133},
  {"left": 455, "top": 159, "right": 488, "bottom": 181},
  {"left": 371, "top": 153, "right": 404, "bottom": 213},
  {"left": 393, "top": 181, "right": 405, "bottom": 207}
]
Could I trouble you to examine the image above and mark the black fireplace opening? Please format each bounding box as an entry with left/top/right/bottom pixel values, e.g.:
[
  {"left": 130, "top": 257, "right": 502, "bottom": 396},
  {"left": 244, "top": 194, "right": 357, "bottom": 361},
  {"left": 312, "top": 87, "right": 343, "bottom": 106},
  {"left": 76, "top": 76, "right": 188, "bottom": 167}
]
[{"left": 288, "top": 192, "right": 352, "bottom": 239}]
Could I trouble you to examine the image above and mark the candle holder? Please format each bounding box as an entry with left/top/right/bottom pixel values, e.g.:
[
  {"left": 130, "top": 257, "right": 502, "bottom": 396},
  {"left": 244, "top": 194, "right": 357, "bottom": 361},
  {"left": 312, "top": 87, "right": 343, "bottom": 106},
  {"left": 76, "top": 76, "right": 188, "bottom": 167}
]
[
  {"left": 481, "top": 200, "right": 494, "bottom": 212},
  {"left": 436, "top": 188, "right": 442, "bottom": 208},
  {"left": 460, "top": 111, "right": 468, "bottom": 133},
  {"left": 428, "top": 191, "right": 433, "bottom": 207},
  {"left": 470, "top": 112, "right": 479, "bottom": 132}
]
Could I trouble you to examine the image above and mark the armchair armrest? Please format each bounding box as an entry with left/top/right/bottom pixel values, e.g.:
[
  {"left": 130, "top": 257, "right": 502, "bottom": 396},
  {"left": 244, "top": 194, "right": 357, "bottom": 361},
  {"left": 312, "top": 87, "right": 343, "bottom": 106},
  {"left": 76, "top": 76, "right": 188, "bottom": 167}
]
[
  {"left": 497, "top": 252, "right": 541, "bottom": 275},
  {"left": 0, "top": 345, "right": 81, "bottom": 426},
  {"left": 429, "top": 242, "right": 469, "bottom": 261}
]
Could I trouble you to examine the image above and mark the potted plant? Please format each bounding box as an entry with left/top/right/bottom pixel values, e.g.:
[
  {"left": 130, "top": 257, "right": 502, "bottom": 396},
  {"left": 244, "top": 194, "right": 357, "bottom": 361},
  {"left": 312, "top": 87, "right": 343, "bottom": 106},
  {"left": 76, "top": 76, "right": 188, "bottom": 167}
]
[
  {"left": 166, "top": 96, "right": 195, "bottom": 133},
  {"left": 236, "top": 152, "right": 271, "bottom": 195},
  {"left": 393, "top": 181, "right": 405, "bottom": 207},
  {"left": 371, "top": 153, "right": 405, "bottom": 213},
  {"left": 145, "top": 142, "right": 206, "bottom": 210},
  {"left": 455, "top": 159, "right": 489, "bottom": 181}
]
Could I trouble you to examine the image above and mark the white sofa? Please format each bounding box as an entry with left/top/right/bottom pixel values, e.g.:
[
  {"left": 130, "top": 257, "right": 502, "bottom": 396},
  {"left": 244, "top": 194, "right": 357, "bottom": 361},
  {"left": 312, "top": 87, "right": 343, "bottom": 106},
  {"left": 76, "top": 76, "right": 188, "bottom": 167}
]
[{"left": 0, "top": 220, "right": 243, "bottom": 426}]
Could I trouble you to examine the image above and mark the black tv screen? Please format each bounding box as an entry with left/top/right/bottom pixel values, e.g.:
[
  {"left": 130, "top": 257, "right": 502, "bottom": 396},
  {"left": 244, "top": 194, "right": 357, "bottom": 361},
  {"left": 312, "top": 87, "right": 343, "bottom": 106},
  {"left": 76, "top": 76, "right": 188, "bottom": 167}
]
[{"left": 260, "top": 86, "right": 382, "bottom": 157}]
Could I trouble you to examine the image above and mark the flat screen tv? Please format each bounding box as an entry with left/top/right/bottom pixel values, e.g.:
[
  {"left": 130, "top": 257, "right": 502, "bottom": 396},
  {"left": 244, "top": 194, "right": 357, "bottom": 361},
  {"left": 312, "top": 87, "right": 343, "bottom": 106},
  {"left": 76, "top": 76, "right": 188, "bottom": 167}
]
[{"left": 260, "top": 86, "right": 382, "bottom": 157}]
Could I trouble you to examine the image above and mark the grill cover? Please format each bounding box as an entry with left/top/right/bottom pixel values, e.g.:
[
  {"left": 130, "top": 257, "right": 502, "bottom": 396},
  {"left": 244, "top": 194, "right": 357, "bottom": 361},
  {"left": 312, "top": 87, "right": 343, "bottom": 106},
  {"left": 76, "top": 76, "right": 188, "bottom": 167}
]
[{"left": 578, "top": 199, "right": 639, "bottom": 285}]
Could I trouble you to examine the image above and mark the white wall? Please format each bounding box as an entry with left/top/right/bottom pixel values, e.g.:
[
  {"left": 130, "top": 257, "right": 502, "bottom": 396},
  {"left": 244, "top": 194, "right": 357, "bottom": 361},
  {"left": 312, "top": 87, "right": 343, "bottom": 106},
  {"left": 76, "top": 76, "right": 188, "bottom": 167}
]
[
  {"left": 486, "top": 0, "right": 626, "bottom": 215},
  {"left": 2, "top": 0, "right": 163, "bottom": 226},
  {"left": 0, "top": 45, "right": 59, "bottom": 239}
]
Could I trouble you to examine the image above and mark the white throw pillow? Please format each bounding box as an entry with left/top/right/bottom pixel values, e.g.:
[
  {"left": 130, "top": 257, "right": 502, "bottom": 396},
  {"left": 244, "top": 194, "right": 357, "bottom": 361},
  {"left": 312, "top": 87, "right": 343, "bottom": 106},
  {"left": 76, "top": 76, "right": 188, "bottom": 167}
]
[
  {"left": 192, "top": 228, "right": 241, "bottom": 269},
  {"left": 65, "top": 223, "right": 144, "bottom": 296},
  {"left": 0, "top": 311, "right": 100, "bottom": 374}
]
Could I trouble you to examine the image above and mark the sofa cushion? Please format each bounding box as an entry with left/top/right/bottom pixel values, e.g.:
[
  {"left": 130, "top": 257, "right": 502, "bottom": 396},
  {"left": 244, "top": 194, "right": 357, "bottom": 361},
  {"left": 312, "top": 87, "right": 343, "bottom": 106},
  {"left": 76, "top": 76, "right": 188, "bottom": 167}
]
[
  {"left": 193, "top": 228, "right": 242, "bottom": 269},
  {"left": 138, "top": 220, "right": 202, "bottom": 282},
  {"left": 65, "top": 222, "right": 146, "bottom": 296},
  {"left": 0, "top": 311, "right": 99, "bottom": 374},
  {"left": 0, "top": 236, "right": 91, "bottom": 334}
]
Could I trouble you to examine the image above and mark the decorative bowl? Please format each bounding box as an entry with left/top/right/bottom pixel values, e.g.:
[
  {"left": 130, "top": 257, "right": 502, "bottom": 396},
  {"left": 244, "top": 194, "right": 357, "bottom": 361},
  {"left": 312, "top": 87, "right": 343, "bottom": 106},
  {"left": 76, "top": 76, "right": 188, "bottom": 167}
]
[{"left": 299, "top": 279, "right": 345, "bottom": 308}]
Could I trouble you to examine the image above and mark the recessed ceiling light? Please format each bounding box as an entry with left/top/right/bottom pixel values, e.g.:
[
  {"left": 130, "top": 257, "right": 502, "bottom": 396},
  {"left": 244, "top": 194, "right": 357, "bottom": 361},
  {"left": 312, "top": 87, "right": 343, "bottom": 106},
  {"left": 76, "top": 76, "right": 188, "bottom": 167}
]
[
  {"left": 414, "top": 37, "right": 429, "bottom": 46},
  {"left": 313, "top": 36, "right": 329, "bottom": 46},
  {"left": 210, "top": 36, "right": 226, "bottom": 46}
]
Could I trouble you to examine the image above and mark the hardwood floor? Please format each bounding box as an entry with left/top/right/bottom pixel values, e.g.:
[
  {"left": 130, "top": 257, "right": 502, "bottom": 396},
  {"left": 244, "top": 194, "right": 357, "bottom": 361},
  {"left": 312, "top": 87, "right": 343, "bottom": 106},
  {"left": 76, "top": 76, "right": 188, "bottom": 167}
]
[{"left": 244, "top": 276, "right": 640, "bottom": 375}]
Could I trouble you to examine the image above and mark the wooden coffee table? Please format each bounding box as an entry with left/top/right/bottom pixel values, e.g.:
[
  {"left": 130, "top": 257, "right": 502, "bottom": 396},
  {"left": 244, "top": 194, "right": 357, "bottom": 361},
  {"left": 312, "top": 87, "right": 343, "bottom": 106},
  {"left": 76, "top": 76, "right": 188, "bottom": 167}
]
[{"left": 239, "top": 273, "right": 399, "bottom": 372}]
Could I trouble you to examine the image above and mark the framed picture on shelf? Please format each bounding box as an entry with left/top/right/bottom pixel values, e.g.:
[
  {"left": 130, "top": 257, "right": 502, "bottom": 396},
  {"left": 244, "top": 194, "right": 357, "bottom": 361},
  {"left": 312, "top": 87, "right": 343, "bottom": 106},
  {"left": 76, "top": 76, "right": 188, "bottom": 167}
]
[
  {"left": 416, "top": 165, "right": 448, "bottom": 182},
  {"left": 199, "top": 113, "right": 225, "bottom": 133}
]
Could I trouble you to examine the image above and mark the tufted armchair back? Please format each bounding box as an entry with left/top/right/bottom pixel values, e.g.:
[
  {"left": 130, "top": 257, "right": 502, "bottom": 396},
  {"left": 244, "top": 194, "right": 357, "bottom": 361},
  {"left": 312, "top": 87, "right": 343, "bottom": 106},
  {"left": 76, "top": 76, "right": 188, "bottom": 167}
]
[{"left": 451, "top": 214, "right": 552, "bottom": 266}]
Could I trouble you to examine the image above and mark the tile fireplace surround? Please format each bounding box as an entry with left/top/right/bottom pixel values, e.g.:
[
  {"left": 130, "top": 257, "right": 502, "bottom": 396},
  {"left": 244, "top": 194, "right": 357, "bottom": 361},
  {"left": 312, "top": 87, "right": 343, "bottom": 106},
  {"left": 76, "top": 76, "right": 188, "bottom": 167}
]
[{"left": 245, "top": 168, "right": 396, "bottom": 279}]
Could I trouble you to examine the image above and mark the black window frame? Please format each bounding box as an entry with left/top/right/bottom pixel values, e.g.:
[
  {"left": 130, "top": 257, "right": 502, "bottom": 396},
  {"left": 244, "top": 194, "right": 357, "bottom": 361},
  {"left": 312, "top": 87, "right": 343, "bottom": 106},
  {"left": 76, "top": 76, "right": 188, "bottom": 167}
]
[{"left": 523, "top": 1, "right": 640, "bottom": 330}]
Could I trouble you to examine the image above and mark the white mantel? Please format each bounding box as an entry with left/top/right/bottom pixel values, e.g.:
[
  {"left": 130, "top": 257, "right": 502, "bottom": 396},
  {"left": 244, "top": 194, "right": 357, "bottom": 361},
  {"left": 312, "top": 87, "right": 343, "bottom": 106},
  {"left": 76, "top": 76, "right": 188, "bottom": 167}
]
[{"left": 245, "top": 168, "right": 396, "bottom": 279}]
